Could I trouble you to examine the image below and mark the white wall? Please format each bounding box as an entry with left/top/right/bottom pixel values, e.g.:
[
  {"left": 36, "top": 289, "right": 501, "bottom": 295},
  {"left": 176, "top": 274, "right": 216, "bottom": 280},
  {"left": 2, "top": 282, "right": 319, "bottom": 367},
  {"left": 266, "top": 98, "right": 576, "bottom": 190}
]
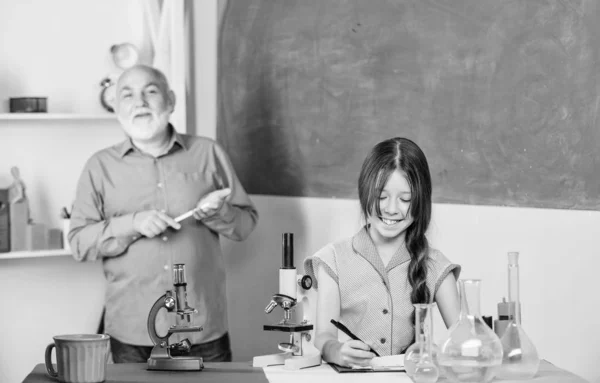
[
  {"left": 0, "top": 0, "right": 144, "bottom": 115},
  {"left": 0, "top": 2, "right": 598, "bottom": 383},
  {"left": 0, "top": 2, "right": 144, "bottom": 383}
]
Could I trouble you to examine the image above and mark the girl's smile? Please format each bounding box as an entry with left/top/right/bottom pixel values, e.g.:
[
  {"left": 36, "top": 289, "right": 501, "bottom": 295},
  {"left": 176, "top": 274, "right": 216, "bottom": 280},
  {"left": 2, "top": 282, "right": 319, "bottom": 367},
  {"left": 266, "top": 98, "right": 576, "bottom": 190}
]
[
  {"left": 368, "top": 169, "right": 414, "bottom": 244},
  {"left": 380, "top": 217, "right": 404, "bottom": 226}
]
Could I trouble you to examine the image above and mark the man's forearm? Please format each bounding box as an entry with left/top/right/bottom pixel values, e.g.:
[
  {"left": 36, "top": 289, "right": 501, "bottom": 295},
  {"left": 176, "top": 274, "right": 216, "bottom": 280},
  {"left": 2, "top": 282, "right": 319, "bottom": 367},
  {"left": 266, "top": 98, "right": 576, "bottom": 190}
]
[
  {"left": 201, "top": 203, "right": 258, "bottom": 241},
  {"left": 69, "top": 214, "right": 139, "bottom": 261}
]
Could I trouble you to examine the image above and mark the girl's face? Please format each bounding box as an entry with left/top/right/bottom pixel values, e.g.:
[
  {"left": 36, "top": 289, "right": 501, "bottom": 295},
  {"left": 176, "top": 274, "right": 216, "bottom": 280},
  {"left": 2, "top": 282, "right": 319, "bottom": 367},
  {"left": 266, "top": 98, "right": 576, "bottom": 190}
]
[{"left": 368, "top": 169, "right": 414, "bottom": 244}]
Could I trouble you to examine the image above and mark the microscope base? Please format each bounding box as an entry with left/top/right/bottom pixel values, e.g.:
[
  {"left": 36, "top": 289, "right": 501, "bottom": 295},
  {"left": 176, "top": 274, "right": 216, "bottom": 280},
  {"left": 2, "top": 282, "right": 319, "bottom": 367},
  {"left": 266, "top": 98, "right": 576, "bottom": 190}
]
[
  {"left": 253, "top": 352, "right": 321, "bottom": 370},
  {"left": 147, "top": 357, "right": 204, "bottom": 371}
]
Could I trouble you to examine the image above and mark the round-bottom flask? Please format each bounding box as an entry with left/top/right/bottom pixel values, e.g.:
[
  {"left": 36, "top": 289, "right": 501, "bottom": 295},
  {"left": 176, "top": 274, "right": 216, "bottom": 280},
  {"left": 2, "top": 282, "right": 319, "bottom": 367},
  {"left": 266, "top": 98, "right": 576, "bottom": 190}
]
[{"left": 438, "top": 279, "right": 503, "bottom": 383}]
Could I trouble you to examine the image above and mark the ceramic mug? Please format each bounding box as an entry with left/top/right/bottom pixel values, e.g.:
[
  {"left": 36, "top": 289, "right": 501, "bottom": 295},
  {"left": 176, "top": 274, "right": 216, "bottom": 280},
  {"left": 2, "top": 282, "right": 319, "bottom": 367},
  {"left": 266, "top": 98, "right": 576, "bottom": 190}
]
[{"left": 45, "top": 334, "right": 110, "bottom": 383}]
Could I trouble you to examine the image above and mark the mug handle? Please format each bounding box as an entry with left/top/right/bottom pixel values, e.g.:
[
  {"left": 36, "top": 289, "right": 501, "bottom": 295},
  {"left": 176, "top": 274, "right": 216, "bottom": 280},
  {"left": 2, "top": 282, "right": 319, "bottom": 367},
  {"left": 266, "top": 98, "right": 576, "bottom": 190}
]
[{"left": 45, "top": 343, "right": 58, "bottom": 379}]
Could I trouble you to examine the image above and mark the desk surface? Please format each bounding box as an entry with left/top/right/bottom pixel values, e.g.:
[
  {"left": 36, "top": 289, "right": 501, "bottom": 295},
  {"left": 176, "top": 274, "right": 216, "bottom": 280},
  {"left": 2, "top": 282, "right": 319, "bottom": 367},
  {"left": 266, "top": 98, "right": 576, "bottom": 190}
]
[{"left": 23, "top": 360, "right": 588, "bottom": 383}]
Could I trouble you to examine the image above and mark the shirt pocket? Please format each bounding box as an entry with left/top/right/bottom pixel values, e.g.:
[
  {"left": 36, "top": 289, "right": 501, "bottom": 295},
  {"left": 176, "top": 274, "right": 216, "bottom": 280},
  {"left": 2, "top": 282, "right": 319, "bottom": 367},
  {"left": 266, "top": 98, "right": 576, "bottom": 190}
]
[
  {"left": 167, "top": 171, "right": 217, "bottom": 213},
  {"left": 173, "top": 170, "right": 227, "bottom": 190}
]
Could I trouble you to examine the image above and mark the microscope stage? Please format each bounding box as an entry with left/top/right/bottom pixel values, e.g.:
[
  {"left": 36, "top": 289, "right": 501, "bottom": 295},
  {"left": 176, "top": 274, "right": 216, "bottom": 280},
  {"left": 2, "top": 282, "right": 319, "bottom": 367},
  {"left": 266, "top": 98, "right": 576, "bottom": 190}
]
[{"left": 264, "top": 323, "right": 313, "bottom": 332}]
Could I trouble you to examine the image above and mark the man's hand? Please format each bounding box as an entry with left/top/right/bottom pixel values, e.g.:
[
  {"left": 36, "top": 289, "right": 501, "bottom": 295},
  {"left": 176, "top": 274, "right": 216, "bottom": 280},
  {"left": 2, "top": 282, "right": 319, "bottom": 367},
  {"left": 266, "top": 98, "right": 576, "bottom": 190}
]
[
  {"left": 133, "top": 210, "right": 181, "bottom": 238},
  {"left": 193, "top": 188, "right": 232, "bottom": 219}
]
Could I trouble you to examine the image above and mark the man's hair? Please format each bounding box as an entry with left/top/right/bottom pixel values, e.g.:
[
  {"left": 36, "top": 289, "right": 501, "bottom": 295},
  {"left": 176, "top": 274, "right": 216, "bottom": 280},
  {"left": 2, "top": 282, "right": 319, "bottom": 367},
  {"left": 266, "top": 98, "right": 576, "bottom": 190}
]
[{"left": 116, "top": 65, "right": 171, "bottom": 94}]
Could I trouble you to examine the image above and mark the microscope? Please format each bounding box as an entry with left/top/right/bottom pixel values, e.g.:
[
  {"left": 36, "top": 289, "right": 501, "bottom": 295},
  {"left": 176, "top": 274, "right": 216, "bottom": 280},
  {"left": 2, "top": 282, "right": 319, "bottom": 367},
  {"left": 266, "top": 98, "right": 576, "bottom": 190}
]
[
  {"left": 147, "top": 264, "right": 204, "bottom": 371},
  {"left": 252, "top": 233, "right": 322, "bottom": 370}
]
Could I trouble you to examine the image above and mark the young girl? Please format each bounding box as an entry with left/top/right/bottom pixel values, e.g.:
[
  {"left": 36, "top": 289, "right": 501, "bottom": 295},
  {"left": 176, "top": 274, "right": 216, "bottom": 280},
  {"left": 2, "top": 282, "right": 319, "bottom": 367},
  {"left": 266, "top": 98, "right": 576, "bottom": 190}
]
[{"left": 304, "top": 137, "right": 461, "bottom": 368}]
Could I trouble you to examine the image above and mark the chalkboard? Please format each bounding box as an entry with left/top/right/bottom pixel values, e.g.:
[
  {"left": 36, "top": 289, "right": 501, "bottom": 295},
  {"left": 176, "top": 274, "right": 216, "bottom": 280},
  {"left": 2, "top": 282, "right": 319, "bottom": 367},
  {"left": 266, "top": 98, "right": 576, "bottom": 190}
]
[{"left": 218, "top": 0, "right": 600, "bottom": 210}]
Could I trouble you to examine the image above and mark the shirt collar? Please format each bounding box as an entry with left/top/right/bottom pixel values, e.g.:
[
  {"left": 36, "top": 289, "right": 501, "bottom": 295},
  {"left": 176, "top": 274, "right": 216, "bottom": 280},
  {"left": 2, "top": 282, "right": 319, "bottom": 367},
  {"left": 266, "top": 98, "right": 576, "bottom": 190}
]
[
  {"left": 117, "top": 123, "right": 186, "bottom": 157},
  {"left": 352, "top": 226, "right": 412, "bottom": 275}
]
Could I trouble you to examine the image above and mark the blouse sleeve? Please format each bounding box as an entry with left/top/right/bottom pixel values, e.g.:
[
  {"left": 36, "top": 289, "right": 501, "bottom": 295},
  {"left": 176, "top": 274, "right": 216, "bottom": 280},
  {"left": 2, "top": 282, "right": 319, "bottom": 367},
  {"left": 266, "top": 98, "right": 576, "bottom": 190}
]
[
  {"left": 426, "top": 248, "right": 461, "bottom": 301},
  {"left": 303, "top": 243, "right": 339, "bottom": 290}
]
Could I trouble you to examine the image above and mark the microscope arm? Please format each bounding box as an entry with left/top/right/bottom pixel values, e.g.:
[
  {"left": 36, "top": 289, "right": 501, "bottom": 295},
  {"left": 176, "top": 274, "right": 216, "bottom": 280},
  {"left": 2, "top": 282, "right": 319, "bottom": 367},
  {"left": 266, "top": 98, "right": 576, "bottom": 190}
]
[
  {"left": 147, "top": 293, "right": 173, "bottom": 346},
  {"left": 147, "top": 291, "right": 204, "bottom": 348}
]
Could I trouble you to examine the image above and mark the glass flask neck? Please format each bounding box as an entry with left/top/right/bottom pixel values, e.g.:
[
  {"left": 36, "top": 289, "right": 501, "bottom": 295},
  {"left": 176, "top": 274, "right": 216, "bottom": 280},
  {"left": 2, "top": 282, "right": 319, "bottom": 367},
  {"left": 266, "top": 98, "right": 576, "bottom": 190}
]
[
  {"left": 507, "top": 251, "right": 521, "bottom": 324},
  {"left": 459, "top": 279, "right": 482, "bottom": 317},
  {"left": 413, "top": 303, "right": 429, "bottom": 337},
  {"left": 413, "top": 303, "right": 439, "bottom": 382}
]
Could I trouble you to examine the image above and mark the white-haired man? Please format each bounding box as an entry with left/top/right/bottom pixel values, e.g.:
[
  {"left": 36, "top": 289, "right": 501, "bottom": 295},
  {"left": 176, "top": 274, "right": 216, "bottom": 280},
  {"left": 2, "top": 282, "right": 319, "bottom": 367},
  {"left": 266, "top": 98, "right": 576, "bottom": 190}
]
[{"left": 69, "top": 65, "right": 258, "bottom": 363}]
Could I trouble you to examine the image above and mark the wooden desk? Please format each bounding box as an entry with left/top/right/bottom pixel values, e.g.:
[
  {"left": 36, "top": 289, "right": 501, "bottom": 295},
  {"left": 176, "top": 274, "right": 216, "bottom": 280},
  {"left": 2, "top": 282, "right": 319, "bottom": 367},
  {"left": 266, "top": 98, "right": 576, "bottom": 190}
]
[{"left": 23, "top": 360, "right": 588, "bottom": 383}]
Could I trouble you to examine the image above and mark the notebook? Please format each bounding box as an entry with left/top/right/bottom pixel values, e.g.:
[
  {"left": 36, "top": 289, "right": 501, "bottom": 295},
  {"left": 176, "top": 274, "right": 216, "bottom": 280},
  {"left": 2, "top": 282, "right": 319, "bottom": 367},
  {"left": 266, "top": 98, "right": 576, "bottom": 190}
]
[{"left": 329, "top": 354, "right": 406, "bottom": 373}]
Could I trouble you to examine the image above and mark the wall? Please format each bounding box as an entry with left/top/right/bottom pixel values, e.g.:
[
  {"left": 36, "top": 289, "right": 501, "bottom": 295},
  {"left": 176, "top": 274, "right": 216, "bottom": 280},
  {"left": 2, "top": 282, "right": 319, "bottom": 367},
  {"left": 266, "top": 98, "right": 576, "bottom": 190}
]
[
  {"left": 0, "top": 0, "right": 144, "bottom": 115},
  {"left": 0, "top": 2, "right": 598, "bottom": 383},
  {"left": 0, "top": 1, "right": 156, "bottom": 383}
]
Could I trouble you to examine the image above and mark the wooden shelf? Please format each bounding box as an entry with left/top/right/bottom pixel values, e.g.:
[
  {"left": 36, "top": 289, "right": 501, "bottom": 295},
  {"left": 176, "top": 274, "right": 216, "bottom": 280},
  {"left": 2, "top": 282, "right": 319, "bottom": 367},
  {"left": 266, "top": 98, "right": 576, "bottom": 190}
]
[
  {"left": 0, "top": 249, "right": 71, "bottom": 259},
  {"left": 0, "top": 113, "right": 115, "bottom": 121}
]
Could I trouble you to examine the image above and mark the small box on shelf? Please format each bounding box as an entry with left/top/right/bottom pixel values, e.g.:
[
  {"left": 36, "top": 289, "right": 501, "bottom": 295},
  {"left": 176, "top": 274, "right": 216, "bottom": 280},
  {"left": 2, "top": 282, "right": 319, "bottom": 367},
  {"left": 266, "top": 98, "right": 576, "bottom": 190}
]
[
  {"left": 26, "top": 223, "right": 48, "bottom": 250},
  {"left": 9, "top": 97, "right": 47, "bottom": 113},
  {"left": 0, "top": 189, "right": 10, "bottom": 253}
]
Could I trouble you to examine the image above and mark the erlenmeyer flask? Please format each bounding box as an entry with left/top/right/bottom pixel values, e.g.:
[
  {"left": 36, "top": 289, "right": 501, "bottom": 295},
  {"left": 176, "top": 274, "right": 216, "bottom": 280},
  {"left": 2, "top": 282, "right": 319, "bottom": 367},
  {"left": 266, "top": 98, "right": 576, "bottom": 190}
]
[
  {"left": 497, "top": 252, "right": 540, "bottom": 380},
  {"left": 438, "top": 279, "right": 503, "bottom": 383},
  {"left": 404, "top": 303, "right": 439, "bottom": 381}
]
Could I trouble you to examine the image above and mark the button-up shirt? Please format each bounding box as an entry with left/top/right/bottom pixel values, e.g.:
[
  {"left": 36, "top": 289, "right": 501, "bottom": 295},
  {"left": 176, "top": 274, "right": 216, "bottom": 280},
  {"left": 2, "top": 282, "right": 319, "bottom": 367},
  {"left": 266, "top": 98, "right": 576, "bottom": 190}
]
[
  {"left": 69, "top": 127, "right": 258, "bottom": 346},
  {"left": 304, "top": 227, "right": 460, "bottom": 355}
]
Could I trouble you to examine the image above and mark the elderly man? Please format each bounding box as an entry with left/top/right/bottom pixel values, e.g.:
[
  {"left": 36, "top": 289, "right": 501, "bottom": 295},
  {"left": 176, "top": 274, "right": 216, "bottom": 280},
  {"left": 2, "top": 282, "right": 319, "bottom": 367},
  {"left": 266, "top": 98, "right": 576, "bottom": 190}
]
[{"left": 69, "top": 65, "right": 258, "bottom": 363}]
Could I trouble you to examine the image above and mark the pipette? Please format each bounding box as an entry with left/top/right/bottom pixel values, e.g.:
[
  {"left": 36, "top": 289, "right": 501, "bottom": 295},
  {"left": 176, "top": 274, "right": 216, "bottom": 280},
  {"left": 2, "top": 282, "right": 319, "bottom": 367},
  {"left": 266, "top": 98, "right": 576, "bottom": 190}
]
[{"left": 174, "top": 208, "right": 198, "bottom": 223}]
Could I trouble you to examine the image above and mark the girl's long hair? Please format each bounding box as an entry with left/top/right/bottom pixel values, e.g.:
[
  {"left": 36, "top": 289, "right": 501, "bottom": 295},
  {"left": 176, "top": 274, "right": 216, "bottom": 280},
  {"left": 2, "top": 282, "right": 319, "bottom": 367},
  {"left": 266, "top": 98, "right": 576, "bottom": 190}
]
[{"left": 358, "top": 137, "right": 433, "bottom": 305}]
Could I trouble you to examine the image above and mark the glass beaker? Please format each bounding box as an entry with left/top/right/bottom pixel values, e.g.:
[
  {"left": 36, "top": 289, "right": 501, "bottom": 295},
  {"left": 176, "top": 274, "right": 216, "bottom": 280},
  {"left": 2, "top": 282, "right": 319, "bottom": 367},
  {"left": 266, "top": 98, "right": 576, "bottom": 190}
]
[
  {"left": 404, "top": 303, "right": 439, "bottom": 382},
  {"left": 438, "top": 279, "right": 503, "bottom": 383},
  {"left": 497, "top": 252, "right": 540, "bottom": 380}
]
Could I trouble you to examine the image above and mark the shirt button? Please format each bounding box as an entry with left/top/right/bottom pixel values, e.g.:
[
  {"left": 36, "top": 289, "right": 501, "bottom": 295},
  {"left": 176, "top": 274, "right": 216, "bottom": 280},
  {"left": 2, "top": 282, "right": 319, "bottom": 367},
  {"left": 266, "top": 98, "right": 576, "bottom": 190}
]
[
  {"left": 380, "top": 338, "right": 386, "bottom": 344},
  {"left": 164, "top": 265, "right": 169, "bottom": 271},
  {"left": 382, "top": 309, "right": 389, "bottom": 314},
  {"left": 162, "top": 236, "right": 168, "bottom": 242}
]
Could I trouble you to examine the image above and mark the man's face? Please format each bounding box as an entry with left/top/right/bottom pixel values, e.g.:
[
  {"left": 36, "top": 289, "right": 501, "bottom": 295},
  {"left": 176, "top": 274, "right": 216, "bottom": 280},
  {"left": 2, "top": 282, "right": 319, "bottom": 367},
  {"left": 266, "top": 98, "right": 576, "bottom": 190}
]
[{"left": 115, "top": 67, "right": 174, "bottom": 143}]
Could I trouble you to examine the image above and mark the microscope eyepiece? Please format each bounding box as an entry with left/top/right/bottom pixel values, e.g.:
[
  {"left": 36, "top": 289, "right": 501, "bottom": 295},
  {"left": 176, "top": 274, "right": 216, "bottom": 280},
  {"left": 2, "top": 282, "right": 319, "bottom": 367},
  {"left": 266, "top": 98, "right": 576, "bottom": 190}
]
[
  {"left": 173, "top": 264, "right": 187, "bottom": 285},
  {"left": 282, "top": 233, "right": 294, "bottom": 269}
]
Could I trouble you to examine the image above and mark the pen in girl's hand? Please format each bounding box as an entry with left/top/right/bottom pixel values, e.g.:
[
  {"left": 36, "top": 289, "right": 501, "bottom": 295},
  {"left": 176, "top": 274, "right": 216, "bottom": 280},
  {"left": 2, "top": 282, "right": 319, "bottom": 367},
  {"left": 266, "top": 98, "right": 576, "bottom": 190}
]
[{"left": 330, "top": 319, "right": 381, "bottom": 357}]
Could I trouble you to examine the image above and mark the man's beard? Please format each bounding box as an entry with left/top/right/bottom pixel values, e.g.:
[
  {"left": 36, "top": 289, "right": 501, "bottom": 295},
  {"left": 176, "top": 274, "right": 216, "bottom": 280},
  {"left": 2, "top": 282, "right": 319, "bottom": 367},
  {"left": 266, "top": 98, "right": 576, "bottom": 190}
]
[{"left": 119, "top": 111, "right": 171, "bottom": 141}]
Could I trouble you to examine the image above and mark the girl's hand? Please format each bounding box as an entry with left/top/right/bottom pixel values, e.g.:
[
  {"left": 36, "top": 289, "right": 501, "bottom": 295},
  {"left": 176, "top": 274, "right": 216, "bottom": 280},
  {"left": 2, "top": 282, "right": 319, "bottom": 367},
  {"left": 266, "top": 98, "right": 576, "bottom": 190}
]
[{"left": 336, "top": 340, "right": 376, "bottom": 368}]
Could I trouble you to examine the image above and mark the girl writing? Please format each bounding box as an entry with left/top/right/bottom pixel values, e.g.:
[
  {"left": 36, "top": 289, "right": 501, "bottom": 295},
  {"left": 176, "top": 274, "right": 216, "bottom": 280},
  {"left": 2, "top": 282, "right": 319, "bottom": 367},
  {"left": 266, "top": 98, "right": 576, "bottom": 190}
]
[{"left": 304, "top": 137, "right": 461, "bottom": 367}]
